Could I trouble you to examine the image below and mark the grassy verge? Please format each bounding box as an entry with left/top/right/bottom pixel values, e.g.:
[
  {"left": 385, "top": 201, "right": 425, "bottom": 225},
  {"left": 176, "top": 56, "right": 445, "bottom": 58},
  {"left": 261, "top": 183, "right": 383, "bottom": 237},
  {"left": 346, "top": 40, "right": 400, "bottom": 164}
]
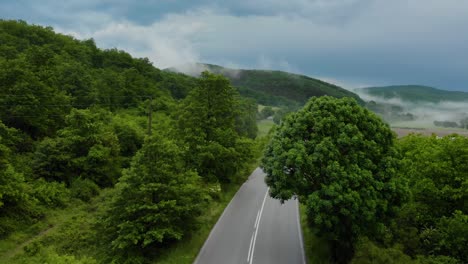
[
  {"left": 0, "top": 199, "right": 97, "bottom": 264},
  {"left": 299, "top": 203, "right": 330, "bottom": 264}
]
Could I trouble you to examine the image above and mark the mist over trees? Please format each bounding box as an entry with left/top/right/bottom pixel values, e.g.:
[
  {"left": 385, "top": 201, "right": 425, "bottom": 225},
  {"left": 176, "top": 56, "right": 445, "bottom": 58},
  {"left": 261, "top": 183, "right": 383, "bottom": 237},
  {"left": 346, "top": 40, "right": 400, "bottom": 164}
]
[{"left": 356, "top": 86, "right": 468, "bottom": 130}]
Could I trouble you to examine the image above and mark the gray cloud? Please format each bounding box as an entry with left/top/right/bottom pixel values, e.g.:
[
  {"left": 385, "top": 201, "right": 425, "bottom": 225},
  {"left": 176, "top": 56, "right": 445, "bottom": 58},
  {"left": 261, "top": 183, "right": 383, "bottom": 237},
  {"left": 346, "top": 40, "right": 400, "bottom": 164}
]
[{"left": 1, "top": 0, "right": 468, "bottom": 91}]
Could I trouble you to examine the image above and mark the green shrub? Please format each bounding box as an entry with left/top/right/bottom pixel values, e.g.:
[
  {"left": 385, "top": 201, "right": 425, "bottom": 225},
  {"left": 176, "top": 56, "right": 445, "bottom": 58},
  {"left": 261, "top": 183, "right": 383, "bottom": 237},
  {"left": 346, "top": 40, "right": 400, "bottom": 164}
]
[
  {"left": 32, "top": 179, "right": 70, "bottom": 207},
  {"left": 70, "top": 178, "right": 100, "bottom": 202},
  {"left": 351, "top": 238, "right": 413, "bottom": 264}
]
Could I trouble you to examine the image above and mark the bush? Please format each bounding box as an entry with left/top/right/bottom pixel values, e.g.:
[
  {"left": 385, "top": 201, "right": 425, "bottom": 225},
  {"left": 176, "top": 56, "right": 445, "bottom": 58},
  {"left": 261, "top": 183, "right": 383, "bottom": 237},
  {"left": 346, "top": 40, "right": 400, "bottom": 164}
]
[
  {"left": 32, "top": 179, "right": 70, "bottom": 207},
  {"left": 351, "top": 238, "right": 413, "bottom": 264},
  {"left": 70, "top": 178, "right": 100, "bottom": 202}
]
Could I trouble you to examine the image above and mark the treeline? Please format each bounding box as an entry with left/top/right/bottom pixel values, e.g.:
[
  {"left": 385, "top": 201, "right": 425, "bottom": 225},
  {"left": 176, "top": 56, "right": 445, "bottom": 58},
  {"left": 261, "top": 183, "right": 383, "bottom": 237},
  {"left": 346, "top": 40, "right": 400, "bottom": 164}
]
[
  {"left": 0, "top": 20, "right": 258, "bottom": 263},
  {"left": 434, "top": 118, "right": 468, "bottom": 129},
  {"left": 351, "top": 134, "right": 467, "bottom": 264},
  {"left": 262, "top": 96, "right": 467, "bottom": 264}
]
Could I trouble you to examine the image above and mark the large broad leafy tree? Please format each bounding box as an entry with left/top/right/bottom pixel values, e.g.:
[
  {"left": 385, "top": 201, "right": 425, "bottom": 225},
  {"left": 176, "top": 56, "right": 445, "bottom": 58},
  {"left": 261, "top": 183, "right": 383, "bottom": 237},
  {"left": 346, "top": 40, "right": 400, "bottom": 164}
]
[
  {"left": 177, "top": 72, "right": 254, "bottom": 183},
  {"left": 262, "top": 96, "right": 408, "bottom": 263},
  {"left": 103, "top": 135, "right": 208, "bottom": 261}
]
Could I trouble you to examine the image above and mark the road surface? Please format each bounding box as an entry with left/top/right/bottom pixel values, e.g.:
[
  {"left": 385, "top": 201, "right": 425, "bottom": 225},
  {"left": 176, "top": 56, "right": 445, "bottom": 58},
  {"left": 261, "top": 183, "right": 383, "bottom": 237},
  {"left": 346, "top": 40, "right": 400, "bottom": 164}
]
[{"left": 194, "top": 168, "right": 306, "bottom": 264}]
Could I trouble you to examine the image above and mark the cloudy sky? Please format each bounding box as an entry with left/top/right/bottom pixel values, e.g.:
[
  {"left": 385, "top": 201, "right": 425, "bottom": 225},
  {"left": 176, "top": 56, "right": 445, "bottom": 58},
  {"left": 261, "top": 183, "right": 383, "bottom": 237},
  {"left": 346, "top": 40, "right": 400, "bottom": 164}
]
[{"left": 1, "top": 0, "right": 468, "bottom": 91}]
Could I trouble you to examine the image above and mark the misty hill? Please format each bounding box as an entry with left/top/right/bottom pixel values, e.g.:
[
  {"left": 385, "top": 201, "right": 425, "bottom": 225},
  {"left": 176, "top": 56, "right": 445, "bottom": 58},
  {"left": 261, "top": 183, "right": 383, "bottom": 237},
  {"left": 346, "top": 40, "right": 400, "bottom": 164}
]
[
  {"left": 167, "top": 63, "right": 362, "bottom": 107},
  {"left": 357, "top": 85, "right": 468, "bottom": 103}
]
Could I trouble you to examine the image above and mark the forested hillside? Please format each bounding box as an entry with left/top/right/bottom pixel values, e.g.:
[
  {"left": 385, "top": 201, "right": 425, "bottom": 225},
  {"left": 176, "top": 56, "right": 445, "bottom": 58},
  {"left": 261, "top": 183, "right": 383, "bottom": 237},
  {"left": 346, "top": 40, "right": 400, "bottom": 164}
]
[
  {"left": 168, "top": 63, "right": 363, "bottom": 107},
  {"left": 0, "top": 20, "right": 259, "bottom": 263},
  {"left": 357, "top": 85, "right": 468, "bottom": 103}
]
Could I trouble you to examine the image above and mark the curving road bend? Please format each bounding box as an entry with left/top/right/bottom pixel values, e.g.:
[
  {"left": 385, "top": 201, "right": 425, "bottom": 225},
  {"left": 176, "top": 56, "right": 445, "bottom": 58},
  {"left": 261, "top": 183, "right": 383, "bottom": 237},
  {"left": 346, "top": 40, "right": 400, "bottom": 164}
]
[{"left": 194, "top": 168, "right": 306, "bottom": 264}]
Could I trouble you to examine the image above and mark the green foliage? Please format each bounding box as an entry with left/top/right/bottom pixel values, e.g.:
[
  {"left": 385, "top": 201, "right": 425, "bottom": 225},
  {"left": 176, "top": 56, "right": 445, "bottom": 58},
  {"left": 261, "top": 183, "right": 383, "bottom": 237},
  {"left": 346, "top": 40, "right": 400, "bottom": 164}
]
[
  {"left": 177, "top": 72, "right": 255, "bottom": 183},
  {"left": 31, "top": 179, "right": 70, "bottom": 207},
  {"left": 33, "top": 108, "right": 121, "bottom": 186},
  {"left": 235, "top": 97, "right": 258, "bottom": 139},
  {"left": 196, "top": 63, "right": 363, "bottom": 106},
  {"left": 70, "top": 178, "right": 100, "bottom": 202},
  {"left": 17, "top": 246, "right": 97, "bottom": 264},
  {"left": 299, "top": 203, "right": 330, "bottom": 264},
  {"left": 352, "top": 237, "right": 462, "bottom": 264},
  {"left": 259, "top": 106, "right": 275, "bottom": 119},
  {"left": 399, "top": 135, "right": 467, "bottom": 219},
  {"left": 0, "top": 139, "right": 40, "bottom": 237},
  {"left": 262, "top": 96, "right": 408, "bottom": 263},
  {"left": 273, "top": 106, "right": 293, "bottom": 124},
  {"left": 0, "top": 121, "right": 33, "bottom": 153},
  {"left": 111, "top": 114, "right": 145, "bottom": 168},
  {"left": 352, "top": 238, "right": 413, "bottom": 264},
  {"left": 103, "top": 135, "right": 209, "bottom": 260},
  {"left": 0, "top": 20, "right": 259, "bottom": 263},
  {"left": 393, "top": 134, "right": 468, "bottom": 263},
  {"left": 160, "top": 71, "right": 197, "bottom": 99},
  {"left": 0, "top": 55, "right": 71, "bottom": 138}
]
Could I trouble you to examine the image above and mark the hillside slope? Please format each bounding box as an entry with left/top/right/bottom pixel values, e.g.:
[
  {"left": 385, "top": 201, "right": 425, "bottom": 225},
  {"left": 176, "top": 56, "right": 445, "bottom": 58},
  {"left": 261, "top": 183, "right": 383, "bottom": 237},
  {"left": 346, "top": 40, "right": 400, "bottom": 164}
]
[
  {"left": 357, "top": 85, "right": 468, "bottom": 103},
  {"left": 168, "top": 63, "right": 363, "bottom": 106}
]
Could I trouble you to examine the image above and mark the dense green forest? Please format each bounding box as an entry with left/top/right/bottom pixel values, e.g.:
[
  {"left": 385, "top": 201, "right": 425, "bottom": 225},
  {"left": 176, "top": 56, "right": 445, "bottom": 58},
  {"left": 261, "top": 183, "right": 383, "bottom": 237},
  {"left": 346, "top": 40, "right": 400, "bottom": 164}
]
[
  {"left": 0, "top": 20, "right": 260, "bottom": 263},
  {"left": 262, "top": 96, "right": 467, "bottom": 264},
  {"left": 1, "top": 19, "right": 467, "bottom": 264},
  {"left": 357, "top": 85, "right": 468, "bottom": 103}
]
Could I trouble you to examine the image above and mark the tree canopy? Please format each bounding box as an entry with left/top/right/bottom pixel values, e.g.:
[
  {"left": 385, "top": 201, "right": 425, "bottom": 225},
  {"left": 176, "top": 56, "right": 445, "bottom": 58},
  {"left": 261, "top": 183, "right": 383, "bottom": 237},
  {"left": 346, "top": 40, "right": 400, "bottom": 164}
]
[
  {"left": 0, "top": 20, "right": 259, "bottom": 263},
  {"left": 177, "top": 72, "right": 255, "bottom": 183},
  {"left": 262, "top": 96, "right": 408, "bottom": 263},
  {"left": 103, "top": 135, "right": 209, "bottom": 260}
]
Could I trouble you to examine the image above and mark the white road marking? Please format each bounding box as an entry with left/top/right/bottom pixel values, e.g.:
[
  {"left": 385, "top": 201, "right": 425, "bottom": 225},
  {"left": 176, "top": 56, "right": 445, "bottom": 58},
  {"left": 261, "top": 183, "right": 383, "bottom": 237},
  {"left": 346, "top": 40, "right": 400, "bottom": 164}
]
[
  {"left": 248, "top": 188, "right": 269, "bottom": 264},
  {"left": 295, "top": 199, "right": 307, "bottom": 264},
  {"left": 194, "top": 179, "right": 250, "bottom": 264},
  {"left": 254, "top": 210, "right": 260, "bottom": 228},
  {"left": 247, "top": 233, "right": 255, "bottom": 262}
]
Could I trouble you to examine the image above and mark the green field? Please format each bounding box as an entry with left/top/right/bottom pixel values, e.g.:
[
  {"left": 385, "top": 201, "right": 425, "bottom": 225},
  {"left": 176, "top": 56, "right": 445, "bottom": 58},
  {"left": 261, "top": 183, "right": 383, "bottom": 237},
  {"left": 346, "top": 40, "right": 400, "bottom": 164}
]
[{"left": 257, "top": 119, "right": 275, "bottom": 138}]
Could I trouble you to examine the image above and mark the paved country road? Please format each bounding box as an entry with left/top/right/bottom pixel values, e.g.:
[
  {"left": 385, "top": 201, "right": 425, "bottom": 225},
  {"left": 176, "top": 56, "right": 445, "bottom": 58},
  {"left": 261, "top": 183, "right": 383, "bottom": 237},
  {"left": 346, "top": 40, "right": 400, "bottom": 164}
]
[{"left": 194, "top": 168, "right": 306, "bottom": 264}]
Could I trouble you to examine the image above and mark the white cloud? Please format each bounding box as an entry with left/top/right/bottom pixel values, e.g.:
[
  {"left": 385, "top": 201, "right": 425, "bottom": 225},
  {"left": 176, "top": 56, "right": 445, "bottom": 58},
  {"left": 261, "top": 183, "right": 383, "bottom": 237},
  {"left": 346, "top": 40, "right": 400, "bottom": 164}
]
[
  {"left": 18, "top": 0, "right": 468, "bottom": 90},
  {"left": 57, "top": 13, "right": 208, "bottom": 69}
]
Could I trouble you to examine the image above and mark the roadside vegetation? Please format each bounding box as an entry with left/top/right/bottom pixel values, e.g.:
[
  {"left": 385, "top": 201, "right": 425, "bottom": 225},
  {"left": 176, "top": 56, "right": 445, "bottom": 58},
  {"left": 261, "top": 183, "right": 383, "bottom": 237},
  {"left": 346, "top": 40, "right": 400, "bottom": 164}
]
[
  {"left": 2, "top": 19, "right": 466, "bottom": 264},
  {"left": 262, "top": 96, "right": 467, "bottom": 264},
  {"left": 0, "top": 20, "right": 263, "bottom": 264}
]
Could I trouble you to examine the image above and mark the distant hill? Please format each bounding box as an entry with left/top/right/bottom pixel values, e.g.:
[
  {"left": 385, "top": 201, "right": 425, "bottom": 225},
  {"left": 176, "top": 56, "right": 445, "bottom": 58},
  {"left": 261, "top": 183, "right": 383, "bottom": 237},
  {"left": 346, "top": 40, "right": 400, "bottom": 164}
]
[
  {"left": 357, "top": 85, "right": 468, "bottom": 103},
  {"left": 167, "top": 63, "right": 363, "bottom": 107}
]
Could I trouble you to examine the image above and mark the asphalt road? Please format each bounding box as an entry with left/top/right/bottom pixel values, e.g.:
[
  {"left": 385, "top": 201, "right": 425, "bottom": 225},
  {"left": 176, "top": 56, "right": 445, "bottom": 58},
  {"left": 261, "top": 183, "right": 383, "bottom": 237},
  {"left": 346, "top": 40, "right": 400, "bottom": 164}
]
[{"left": 194, "top": 168, "right": 306, "bottom": 264}]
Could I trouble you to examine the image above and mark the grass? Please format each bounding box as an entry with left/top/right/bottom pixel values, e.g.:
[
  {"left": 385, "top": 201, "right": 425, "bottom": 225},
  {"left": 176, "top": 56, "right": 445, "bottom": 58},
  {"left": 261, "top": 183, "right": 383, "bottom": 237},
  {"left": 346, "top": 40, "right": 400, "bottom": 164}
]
[
  {"left": 257, "top": 119, "right": 275, "bottom": 138},
  {"left": 257, "top": 104, "right": 281, "bottom": 112},
  {"left": 0, "top": 199, "right": 96, "bottom": 264},
  {"left": 299, "top": 203, "right": 330, "bottom": 264}
]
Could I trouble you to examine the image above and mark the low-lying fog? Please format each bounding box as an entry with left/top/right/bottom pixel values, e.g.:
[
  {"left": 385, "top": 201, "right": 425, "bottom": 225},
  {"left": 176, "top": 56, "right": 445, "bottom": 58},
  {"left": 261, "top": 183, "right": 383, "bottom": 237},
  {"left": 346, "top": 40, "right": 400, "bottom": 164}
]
[{"left": 355, "top": 91, "right": 468, "bottom": 129}]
